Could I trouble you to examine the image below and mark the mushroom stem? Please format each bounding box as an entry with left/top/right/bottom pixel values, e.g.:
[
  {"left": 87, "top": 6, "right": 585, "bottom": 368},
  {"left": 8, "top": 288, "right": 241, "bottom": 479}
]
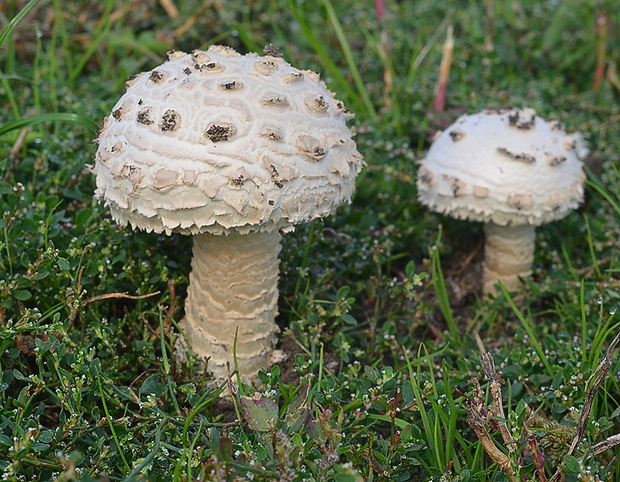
[
  {"left": 177, "top": 230, "right": 283, "bottom": 381},
  {"left": 483, "top": 222, "right": 536, "bottom": 294}
]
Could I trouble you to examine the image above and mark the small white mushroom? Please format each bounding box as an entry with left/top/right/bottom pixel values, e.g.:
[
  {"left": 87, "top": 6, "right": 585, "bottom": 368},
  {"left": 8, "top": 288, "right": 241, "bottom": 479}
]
[
  {"left": 416, "top": 107, "right": 585, "bottom": 294},
  {"left": 93, "top": 45, "right": 364, "bottom": 383}
]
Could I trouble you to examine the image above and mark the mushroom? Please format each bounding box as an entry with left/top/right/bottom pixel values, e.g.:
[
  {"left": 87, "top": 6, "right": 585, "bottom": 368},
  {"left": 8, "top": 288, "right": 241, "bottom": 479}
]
[
  {"left": 93, "top": 45, "right": 364, "bottom": 382},
  {"left": 416, "top": 107, "right": 585, "bottom": 294}
]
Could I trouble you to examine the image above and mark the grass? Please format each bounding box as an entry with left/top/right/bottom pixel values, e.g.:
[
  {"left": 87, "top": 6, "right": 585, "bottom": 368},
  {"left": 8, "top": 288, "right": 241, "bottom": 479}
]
[{"left": 1, "top": 0, "right": 619, "bottom": 480}]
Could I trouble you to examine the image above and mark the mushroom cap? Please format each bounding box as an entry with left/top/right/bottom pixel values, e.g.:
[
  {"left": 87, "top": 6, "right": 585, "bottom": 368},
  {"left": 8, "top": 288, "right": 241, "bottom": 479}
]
[
  {"left": 94, "top": 45, "right": 364, "bottom": 235},
  {"left": 416, "top": 107, "right": 586, "bottom": 226}
]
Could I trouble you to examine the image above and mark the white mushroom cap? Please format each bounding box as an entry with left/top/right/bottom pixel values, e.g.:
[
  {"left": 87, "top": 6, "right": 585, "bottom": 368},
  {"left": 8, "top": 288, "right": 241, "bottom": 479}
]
[
  {"left": 94, "top": 45, "right": 364, "bottom": 235},
  {"left": 416, "top": 107, "right": 585, "bottom": 226}
]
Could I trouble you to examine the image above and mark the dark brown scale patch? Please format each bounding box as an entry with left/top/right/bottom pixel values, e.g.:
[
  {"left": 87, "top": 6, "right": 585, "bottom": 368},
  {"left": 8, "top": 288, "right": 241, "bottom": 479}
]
[
  {"left": 312, "top": 147, "right": 326, "bottom": 159},
  {"left": 195, "top": 62, "right": 223, "bottom": 72},
  {"left": 270, "top": 165, "right": 284, "bottom": 188},
  {"left": 138, "top": 98, "right": 143, "bottom": 105},
  {"left": 306, "top": 94, "right": 328, "bottom": 111},
  {"left": 335, "top": 100, "right": 349, "bottom": 113},
  {"left": 262, "top": 95, "right": 289, "bottom": 107},
  {"left": 220, "top": 80, "right": 242, "bottom": 91},
  {"left": 451, "top": 177, "right": 465, "bottom": 196},
  {"left": 112, "top": 108, "right": 122, "bottom": 120},
  {"left": 507, "top": 194, "right": 533, "bottom": 210},
  {"left": 297, "top": 135, "right": 327, "bottom": 161},
  {"left": 125, "top": 74, "right": 138, "bottom": 87},
  {"left": 418, "top": 167, "right": 433, "bottom": 185},
  {"left": 315, "top": 95, "right": 328, "bottom": 109},
  {"left": 255, "top": 60, "right": 278, "bottom": 75},
  {"left": 159, "top": 110, "right": 180, "bottom": 131},
  {"left": 497, "top": 147, "right": 535, "bottom": 164},
  {"left": 263, "top": 43, "right": 283, "bottom": 58},
  {"left": 508, "top": 110, "right": 536, "bottom": 129},
  {"left": 205, "top": 124, "right": 235, "bottom": 142},
  {"left": 284, "top": 72, "right": 304, "bottom": 83},
  {"left": 137, "top": 108, "right": 154, "bottom": 125},
  {"left": 268, "top": 200, "right": 275, "bottom": 205},
  {"left": 449, "top": 129, "right": 465, "bottom": 141},
  {"left": 183, "top": 67, "right": 191, "bottom": 75},
  {"left": 149, "top": 70, "right": 165, "bottom": 83},
  {"left": 547, "top": 153, "right": 566, "bottom": 166},
  {"left": 232, "top": 175, "right": 245, "bottom": 186}
]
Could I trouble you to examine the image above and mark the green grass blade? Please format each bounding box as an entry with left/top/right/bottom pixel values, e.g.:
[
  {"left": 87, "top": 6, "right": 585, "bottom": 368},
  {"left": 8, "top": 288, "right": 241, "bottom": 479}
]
[
  {"left": 0, "top": 112, "right": 98, "bottom": 136},
  {"left": 68, "top": 0, "right": 116, "bottom": 85},
  {"left": 498, "top": 281, "right": 553, "bottom": 375},
  {"left": 586, "top": 178, "right": 620, "bottom": 216},
  {"left": 0, "top": 0, "right": 40, "bottom": 50},
  {"left": 320, "top": 0, "right": 377, "bottom": 121},
  {"left": 160, "top": 309, "right": 181, "bottom": 415},
  {"left": 430, "top": 226, "right": 461, "bottom": 345},
  {"left": 96, "top": 369, "right": 131, "bottom": 472},
  {"left": 285, "top": 0, "right": 372, "bottom": 120}
]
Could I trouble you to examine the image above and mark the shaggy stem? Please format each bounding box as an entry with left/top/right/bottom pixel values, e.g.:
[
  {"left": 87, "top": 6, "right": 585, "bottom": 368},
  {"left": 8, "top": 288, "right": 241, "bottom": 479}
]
[
  {"left": 178, "top": 230, "right": 283, "bottom": 381},
  {"left": 483, "top": 222, "right": 536, "bottom": 294}
]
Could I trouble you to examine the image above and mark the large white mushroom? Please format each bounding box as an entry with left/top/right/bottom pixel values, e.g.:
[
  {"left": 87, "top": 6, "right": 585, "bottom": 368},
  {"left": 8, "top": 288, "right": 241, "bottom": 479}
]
[
  {"left": 93, "top": 45, "right": 363, "bottom": 382},
  {"left": 416, "top": 107, "right": 585, "bottom": 294}
]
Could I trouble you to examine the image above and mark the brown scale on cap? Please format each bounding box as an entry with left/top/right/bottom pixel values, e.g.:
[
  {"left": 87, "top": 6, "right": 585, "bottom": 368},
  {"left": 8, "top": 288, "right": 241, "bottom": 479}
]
[
  {"left": 334, "top": 100, "right": 349, "bottom": 115},
  {"left": 547, "top": 191, "right": 566, "bottom": 210},
  {"left": 497, "top": 147, "right": 536, "bottom": 164},
  {"left": 219, "top": 80, "right": 243, "bottom": 91},
  {"left": 152, "top": 168, "right": 178, "bottom": 190},
  {"left": 136, "top": 107, "right": 154, "bottom": 125},
  {"left": 261, "top": 94, "right": 290, "bottom": 108},
  {"left": 255, "top": 60, "right": 279, "bottom": 75},
  {"left": 283, "top": 72, "right": 304, "bottom": 83},
  {"left": 270, "top": 165, "right": 285, "bottom": 188},
  {"left": 125, "top": 74, "right": 140, "bottom": 88},
  {"left": 263, "top": 44, "right": 283, "bottom": 58},
  {"left": 473, "top": 185, "right": 490, "bottom": 198},
  {"left": 205, "top": 123, "right": 235, "bottom": 142},
  {"left": 305, "top": 94, "right": 329, "bottom": 112},
  {"left": 149, "top": 70, "right": 166, "bottom": 83},
  {"left": 112, "top": 108, "right": 122, "bottom": 120},
  {"left": 444, "top": 175, "right": 466, "bottom": 197},
  {"left": 183, "top": 67, "right": 191, "bottom": 75},
  {"left": 111, "top": 141, "right": 124, "bottom": 153},
  {"left": 507, "top": 193, "right": 533, "bottom": 210},
  {"left": 167, "top": 50, "right": 185, "bottom": 61},
  {"left": 562, "top": 136, "right": 577, "bottom": 150},
  {"left": 118, "top": 164, "right": 143, "bottom": 190},
  {"left": 545, "top": 152, "right": 567, "bottom": 166},
  {"left": 196, "top": 61, "right": 223, "bottom": 72},
  {"left": 449, "top": 129, "right": 465, "bottom": 141},
  {"left": 296, "top": 135, "right": 327, "bottom": 161},
  {"left": 159, "top": 110, "right": 181, "bottom": 132},
  {"left": 191, "top": 51, "right": 210, "bottom": 64},
  {"left": 508, "top": 109, "right": 536, "bottom": 129},
  {"left": 417, "top": 165, "right": 435, "bottom": 186},
  {"left": 549, "top": 120, "right": 563, "bottom": 131},
  {"left": 260, "top": 127, "right": 283, "bottom": 141}
]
